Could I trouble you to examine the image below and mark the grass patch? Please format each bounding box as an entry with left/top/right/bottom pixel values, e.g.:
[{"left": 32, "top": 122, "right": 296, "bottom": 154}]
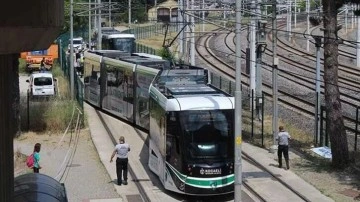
[
  {"left": 241, "top": 108, "right": 313, "bottom": 151},
  {"left": 19, "top": 58, "right": 26, "bottom": 73}
]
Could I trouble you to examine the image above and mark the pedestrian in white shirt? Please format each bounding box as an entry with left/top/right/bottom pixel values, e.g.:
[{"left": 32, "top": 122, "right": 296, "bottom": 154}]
[{"left": 276, "top": 126, "right": 291, "bottom": 170}]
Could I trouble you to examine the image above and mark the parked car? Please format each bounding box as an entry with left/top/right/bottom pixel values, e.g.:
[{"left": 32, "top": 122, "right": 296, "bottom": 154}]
[{"left": 26, "top": 72, "right": 57, "bottom": 99}]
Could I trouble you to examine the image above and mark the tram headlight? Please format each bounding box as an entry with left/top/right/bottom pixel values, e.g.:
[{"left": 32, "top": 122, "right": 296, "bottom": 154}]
[{"left": 227, "top": 162, "right": 234, "bottom": 174}]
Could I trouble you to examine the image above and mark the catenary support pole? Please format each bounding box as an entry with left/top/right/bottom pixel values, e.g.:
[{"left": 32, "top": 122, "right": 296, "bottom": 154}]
[
  {"left": 186, "top": 0, "right": 190, "bottom": 63},
  {"left": 345, "top": 4, "right": 348, "bottom": 33},
  {"left": 202, "top": 0, "right": 205, "bottom": 32},
  {"left": 128, "top": 0, "right": 131, "bottom": 29},
  {"left": 89, "top": 0, "right": 92, "bottom": 46},
  {"left": 109, "top": 0, "right": 112, "bottom": 27},
  {"left": 178, "top": 0, "right": 184, "bottom": 59},
  {"left": 352, "top": 5, "right": 354, "bottom": 29},
  {"left": 94, "top": 2, "right": 97, "bottom": 31},
  {"left": 250, "top": 0, "right": 256, "bottom": 110},
  {"left": 314, "top": 36, "right": 321, "bottom": 144},
  {"left": 70, "top": 0, "right": 74, "bottom": 99},
  {"left": 97, "top": 0, "right": 102, "bottom": 50},
  {"left": 357, "top": 15, "right": 360, "bottom": 67},
  {"left": 294, "top": 0, "right": 297, "bottom": 28},
  {"left": 271, "top": 0, "right": 279, "bottom": 153},
  {"left": 288, "top": 0, "right": 292, "bottom": 41},
  {"left": 234, "top": 0, "right": 242, "bottom": 200},
  {"left": 190, "top": 0, "right": 195, "bottom": 65},
  {"left": 256, "top": 46, "right": 263, "bottom": 120},
  {"left": 306, "top": 0, "right": 309, "bottom": 51}
]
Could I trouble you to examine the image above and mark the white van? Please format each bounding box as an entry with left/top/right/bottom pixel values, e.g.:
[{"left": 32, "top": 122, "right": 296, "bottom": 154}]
[
  {"left": 68, "top": 37, "right": 85, "bottom": 50},
  {"left": 26, "top": 72, "right": 57, "bottom": 98}
]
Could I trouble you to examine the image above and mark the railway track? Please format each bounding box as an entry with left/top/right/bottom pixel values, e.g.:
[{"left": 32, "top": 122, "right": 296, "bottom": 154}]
[
  {"left": 230, "top": 25, "right": 360, "bottom": 134},
  {"left": 95, "top": 109, "right": 151, "bottom": 202},
  {"left": 276, "top": 25, "right": 360, "bottom": 84},
  {"left": 195, "top": 22, "right": 360, "bottom": 141}
]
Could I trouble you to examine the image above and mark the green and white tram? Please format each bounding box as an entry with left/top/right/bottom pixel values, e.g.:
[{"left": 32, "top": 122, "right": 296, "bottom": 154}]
[
  {"left": 83, "top": 50, "right": 235, "bottom": 195},
  {"left": 148, "top": 69, "right": 235, "bottom": 195}
]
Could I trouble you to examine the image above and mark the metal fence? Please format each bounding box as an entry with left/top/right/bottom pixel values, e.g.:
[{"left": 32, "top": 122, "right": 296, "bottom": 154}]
[
  {"left": 123, "top": 24, "right": 177, "bottom": 40},
  {"left": 58, "top": 43, "right": 84, "bottom": 110}
]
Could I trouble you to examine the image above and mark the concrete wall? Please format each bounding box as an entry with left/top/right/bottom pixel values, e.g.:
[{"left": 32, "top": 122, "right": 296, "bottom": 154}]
[
  {"left": 0, "top": 0, "right": 64, "bottom": 54},
  {"left": 0, "top": 1, "right": 63, "bottom": 201}
]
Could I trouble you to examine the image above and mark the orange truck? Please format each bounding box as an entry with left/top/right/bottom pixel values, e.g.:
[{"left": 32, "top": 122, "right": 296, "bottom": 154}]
[{"left": 20, "top": 44, "right": 58, "bottom": 72}]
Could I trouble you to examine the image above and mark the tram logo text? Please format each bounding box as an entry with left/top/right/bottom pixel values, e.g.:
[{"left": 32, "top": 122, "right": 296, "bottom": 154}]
[{"left": 200, "top": 168, "right": 222, "bottom": 175}]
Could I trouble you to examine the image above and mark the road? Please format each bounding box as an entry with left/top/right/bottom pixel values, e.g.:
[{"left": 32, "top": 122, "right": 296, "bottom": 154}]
[{"left": 16, "top": 74, "right": 121, "bottom": 202}]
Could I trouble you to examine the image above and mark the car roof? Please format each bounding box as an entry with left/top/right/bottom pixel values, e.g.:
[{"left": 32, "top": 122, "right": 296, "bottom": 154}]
[
  {"left": 30, "top": 72, "right": 54, "bottom": 78},
  {"left": 72, "top": 37, "right": 83, "bottom": 41}
]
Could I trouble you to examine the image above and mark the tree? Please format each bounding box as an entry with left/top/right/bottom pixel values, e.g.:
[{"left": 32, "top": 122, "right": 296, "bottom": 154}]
[
  {"left": 321, "top": 0, "right": 359, "bottom": 169},
  {"left": 61, "top": 0, "right": 89, "bottom": 35}
]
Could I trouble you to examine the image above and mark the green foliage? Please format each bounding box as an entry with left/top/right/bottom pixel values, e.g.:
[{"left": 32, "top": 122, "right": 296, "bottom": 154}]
[
  {"left": 298, "top": 1, "right": 306, "bottom": 12},
  {"left": 18, "top": 59, "right": 26, "bottom": 74},
  {"left": 62, "top": 0, "right": 89, "bottom": 35},
  {"left": 226, "top": 21, "right": 235, "bottom": 28},
  {"left": 157, "top": 47, "right": 174, "bottom": 61}
]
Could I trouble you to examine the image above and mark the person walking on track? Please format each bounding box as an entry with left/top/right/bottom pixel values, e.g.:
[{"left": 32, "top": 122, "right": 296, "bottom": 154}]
[
  {"left": 110, "top": 136, "right": 130, "bottom": 185},
  {"left": 277, "top": 126, "right": 291, "bottom": 170}
]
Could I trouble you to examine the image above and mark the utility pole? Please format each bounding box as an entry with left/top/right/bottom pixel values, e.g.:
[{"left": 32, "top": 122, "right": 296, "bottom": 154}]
[
  {"left": 345, "top": 4, "right": 348, "bottom": 33},
  {"left": 357, "top": 14, "right": 360, "bottom": 67},
  {"left": 223, "top": 4, "right": 226, "bottom": 26},
  {"left": 314, "top": 36, "right": 322, "bottom": 144},
  {"left": 128, "top": 0, "right": 131, "bottom": 29},
  {"left": 294, "top": 0, "right": 297, "bottom": 28},
  {"left": 94, "top": 3, "right": 97, "bottom": 31},
  {"left": 287, "top": 0, "right": 292, "bottom": 41},
  {"left": 271, "top": 0, "right": 279, "bottom": 153},
  {"left": 202, "top": 0, "right": 205, "bottom": 32},
  {"left": 306, "top": 0, "right": 309, "bottom": 51},
  {"left": 250, "top": 0, "right": 256, "bottom": 110},
  {"left": 190, "top": 0, "right": 195, "bottom": 65},
  {"left": 97, "top": 0, "right": 102, "bottom": 50},
  {"left": 186, "top": 0, "right": 190, "bottom": 63},
  {"left": 178, "top": 0, "right": 184, "bottom": 60},
  {"left": 70, "top": 0, "right": 74, "bottom": 99},
  {"left": 234, "top": 0, "right": 242, "bottom": 200},
  {"left": 109, "top": 0, "right": 112, "bottom": 27},
  {"left": 256, "top": 20, "right": 266, "bottom": 120},
  {"left": 89, "top": 0, "right": 92, "bottom": 47}
]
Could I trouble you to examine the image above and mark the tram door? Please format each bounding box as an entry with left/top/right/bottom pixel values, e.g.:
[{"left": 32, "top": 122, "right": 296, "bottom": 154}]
[{"left": 159, "top": 116, "right": 166, "bottom": 184}]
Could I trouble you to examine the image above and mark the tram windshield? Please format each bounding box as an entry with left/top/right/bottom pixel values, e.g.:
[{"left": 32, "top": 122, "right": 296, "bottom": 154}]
[
  {"left": 112, "top": 38, "right": 135, "bottom": 53},
  {"left": 180, "top": 110, "right": 234, "bottom": 160}
]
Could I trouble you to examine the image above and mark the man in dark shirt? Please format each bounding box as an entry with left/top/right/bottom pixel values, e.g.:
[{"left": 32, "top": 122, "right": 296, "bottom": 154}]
[{"left": 40, "top": 57, "right": 46, "bottom": 72}]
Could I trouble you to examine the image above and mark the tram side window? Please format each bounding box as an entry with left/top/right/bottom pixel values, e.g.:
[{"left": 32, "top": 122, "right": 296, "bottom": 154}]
[
  {"left": 90, "top": 71, "right": 101, "bottom": 85},
  {"left": 167, "top": 112, "right": 180, "bottom": 155}
]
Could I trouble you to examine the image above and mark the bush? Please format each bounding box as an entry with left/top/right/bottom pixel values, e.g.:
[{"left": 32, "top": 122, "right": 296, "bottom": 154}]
[
  {"left": 19, "top": 59, "right": 26, "bottom": 74},
  {"left": 157, "top": 47, "right": 174, "bottom": 61}
]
